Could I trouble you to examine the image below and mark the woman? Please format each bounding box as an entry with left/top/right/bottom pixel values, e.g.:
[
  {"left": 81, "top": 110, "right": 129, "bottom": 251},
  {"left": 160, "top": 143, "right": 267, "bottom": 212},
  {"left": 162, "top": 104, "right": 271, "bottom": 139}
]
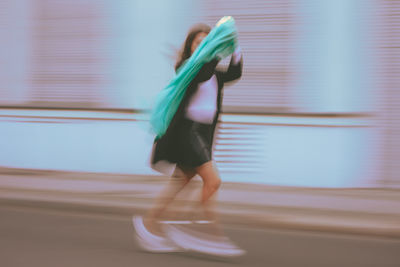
[{"left": 133, "top": 20, "right": 244, "bottom": 256}]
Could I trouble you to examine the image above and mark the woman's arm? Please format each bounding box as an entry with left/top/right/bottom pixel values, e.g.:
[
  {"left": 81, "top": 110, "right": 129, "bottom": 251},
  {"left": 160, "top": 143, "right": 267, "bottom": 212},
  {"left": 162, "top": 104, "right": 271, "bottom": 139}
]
[
  {"left": 220, "top": 46, "right": 243, "bottom": 83},
  {"left": 192, "top": 58, "right": 220, "bottom": 83}
]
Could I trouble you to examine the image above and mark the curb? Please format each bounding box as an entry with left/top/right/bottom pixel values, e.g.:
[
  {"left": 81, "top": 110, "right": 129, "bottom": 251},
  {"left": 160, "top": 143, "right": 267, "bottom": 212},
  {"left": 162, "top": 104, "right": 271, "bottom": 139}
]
[{"left": 1, "top": 189, "right": 399, "bottom": 240}]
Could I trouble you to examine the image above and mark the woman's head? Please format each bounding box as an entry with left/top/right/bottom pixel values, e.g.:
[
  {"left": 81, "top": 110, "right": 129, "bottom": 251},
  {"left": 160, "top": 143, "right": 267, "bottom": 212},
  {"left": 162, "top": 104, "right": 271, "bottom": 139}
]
[{"left": 175, "top": 23, "right": 211, "bottom": 70}]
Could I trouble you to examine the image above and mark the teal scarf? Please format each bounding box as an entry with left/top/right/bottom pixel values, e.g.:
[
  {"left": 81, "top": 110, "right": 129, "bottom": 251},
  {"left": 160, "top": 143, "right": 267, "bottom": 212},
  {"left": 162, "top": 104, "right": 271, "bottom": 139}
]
[{"left": 150, "top": 16, "right": 238, "bottom": 139}]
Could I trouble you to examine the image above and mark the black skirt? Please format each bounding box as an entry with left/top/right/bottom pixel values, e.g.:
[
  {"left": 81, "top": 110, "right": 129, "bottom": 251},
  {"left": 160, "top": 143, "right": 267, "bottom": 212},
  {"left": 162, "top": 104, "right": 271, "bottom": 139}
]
[
  {"left": 175, "top": 118, "right": 215, "bottom": 168},
  {"left": 151, "top": 117, "right": 216, "bottom": 172}
]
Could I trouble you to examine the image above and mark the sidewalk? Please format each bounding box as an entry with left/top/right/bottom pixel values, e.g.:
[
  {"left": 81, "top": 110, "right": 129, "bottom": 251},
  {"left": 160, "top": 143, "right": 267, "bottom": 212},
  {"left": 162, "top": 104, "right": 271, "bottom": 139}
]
[{"left": 0, "top": 167, "right": 399, "bottom": 239}]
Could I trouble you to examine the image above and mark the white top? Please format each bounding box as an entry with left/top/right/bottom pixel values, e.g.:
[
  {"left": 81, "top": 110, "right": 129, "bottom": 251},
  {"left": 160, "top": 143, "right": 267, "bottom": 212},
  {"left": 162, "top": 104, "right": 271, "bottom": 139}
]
[
  {"left": 185, "top": 74, "right": 218, "bottom": 124},
  {"left": 184, "top": 47, "right": 242, "bottom": 124}
]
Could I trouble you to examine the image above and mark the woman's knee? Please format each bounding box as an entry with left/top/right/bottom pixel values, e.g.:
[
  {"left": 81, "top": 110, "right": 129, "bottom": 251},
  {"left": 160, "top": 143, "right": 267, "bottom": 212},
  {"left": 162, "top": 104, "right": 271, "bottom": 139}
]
[{"left": 206, "top": 176, "right": 221, "bottom": 191}]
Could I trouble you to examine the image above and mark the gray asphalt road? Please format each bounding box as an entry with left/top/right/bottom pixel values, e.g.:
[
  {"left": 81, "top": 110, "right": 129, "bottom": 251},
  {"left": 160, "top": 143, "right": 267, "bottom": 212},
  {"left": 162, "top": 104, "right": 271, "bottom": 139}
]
[{"left": 0, "top": 205, "right": 399, "bottom": 267}]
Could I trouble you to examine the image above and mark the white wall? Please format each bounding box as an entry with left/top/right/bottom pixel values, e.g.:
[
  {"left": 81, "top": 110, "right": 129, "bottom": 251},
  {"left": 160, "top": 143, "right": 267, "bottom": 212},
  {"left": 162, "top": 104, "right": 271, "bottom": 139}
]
[
  {"left": 0, "top": 111, "right": 380, "bottom": 188},
  {"left": 0, "top": 0, "right": 32, "bottom": 105},
  {"left": 294, "top": 0, "right": 375, "bottom": 113},
  {"left": 104, "top": 0, "right": 202, "bottom": 110}
]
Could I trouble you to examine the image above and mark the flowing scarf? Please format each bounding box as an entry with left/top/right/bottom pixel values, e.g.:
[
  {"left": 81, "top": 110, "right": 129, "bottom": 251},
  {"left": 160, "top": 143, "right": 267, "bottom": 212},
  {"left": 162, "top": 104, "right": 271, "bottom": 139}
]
[{"left": 150, "top": 16, "right": 238, "bottom": 139}]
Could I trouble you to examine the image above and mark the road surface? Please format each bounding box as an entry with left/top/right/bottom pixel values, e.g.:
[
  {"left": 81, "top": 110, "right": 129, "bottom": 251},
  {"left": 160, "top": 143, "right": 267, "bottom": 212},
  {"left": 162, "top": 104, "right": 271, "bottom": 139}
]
[{"left": 1, "top": 205, "right": 399, "bottom": 267}]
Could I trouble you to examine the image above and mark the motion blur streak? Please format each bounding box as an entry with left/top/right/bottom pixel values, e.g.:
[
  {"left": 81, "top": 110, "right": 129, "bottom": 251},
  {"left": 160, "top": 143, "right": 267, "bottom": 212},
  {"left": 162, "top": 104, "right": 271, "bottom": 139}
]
[
  {"left": 1, "top": 0, "right": 398, "bottom": 187},
  {"left": 1, "top": 1, "right": 400, "bottom": 266}
]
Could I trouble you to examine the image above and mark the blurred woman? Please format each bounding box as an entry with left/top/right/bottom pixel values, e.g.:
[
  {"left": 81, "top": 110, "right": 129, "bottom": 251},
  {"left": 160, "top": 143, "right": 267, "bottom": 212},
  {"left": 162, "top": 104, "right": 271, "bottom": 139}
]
[{"left": 133, "top": 20, "right": 244, "bottom": 257}]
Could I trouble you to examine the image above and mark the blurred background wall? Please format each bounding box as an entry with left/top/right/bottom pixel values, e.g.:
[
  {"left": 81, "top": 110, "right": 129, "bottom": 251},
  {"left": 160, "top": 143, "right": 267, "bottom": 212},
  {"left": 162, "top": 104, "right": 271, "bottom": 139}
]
[{"left": 0, "top": 0, "right": 398, "bottom": 188}]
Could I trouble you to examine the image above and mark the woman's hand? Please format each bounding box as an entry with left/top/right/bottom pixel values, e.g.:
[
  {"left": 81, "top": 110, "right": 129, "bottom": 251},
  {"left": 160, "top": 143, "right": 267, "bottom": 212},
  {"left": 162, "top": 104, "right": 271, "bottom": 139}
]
[{"left": 232, "top": 46, "right": 242, "bottom": 65}]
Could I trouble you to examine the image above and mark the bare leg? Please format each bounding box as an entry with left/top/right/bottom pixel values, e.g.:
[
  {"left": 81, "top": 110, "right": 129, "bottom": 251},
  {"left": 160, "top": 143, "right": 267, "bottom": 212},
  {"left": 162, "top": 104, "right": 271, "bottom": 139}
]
[
  {"left": 162, "top": 162, "right": 245, "bottom": 255},
  {"left": 195, "top": 161, "right": 222, "bottom": 230},
  {"left": 144, "top": 166, "right": 196, "bottom": 236}
]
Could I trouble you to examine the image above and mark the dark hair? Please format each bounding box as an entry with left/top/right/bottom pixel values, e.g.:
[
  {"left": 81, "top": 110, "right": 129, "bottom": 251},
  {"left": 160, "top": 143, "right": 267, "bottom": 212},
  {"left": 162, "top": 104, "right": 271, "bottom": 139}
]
[{"left": 175, "top": 23, "right": 211, "bottom": 71}]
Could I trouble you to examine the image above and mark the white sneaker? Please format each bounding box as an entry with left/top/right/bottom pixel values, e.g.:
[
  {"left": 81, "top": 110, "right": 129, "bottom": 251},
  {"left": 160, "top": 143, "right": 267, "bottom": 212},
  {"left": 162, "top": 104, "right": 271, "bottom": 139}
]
[
  {"left": 132, "top": 216, "right": 182, "bottom": 253},
  {"left": 164, "top": 224, "right": 246, "bottom": 257}
]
